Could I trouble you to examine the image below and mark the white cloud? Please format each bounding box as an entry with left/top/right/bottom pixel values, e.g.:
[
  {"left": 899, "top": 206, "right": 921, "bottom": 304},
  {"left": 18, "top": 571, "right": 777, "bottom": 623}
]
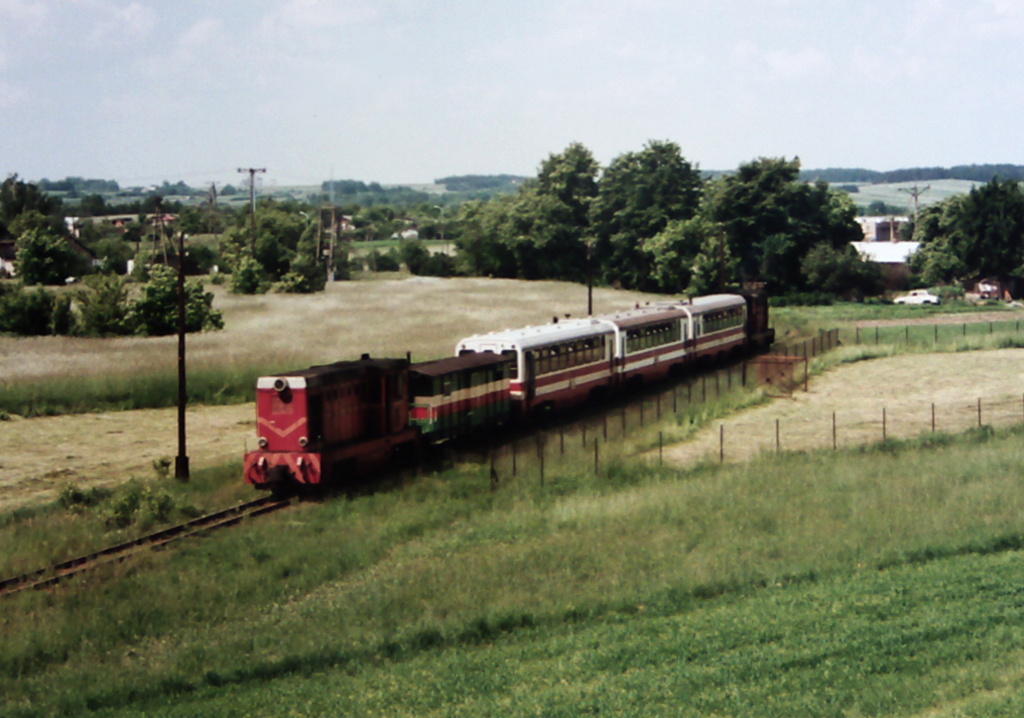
[
  {"left": 0, "top": 0, "right": 49, "bottom": 23},
  {"left": 81, "top": 0, "right": 157, "bottom": 49}
]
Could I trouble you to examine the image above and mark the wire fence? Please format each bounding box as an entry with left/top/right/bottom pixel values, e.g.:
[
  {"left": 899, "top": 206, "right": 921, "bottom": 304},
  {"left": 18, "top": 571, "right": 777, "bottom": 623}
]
[
  {"left": 443, "top": 323, "right": 1024, "bottom": 487},
  {"left": 839, "top": 317, "right": 1024, "bottom": 348},
  {"left": 452, "top": 331, "right": 841, "bottom": 487}
]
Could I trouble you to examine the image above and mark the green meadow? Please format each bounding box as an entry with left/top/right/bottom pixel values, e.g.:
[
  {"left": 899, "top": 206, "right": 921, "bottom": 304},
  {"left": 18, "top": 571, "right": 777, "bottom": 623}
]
[{"left": 4, "top": 417, "right": 1024, "bottom": 715}]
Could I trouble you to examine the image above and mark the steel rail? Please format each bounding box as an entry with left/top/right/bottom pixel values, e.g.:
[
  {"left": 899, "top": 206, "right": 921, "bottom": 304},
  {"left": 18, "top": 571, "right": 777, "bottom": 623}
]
[{"left": 0, "top": 496, "right": 290, "bottom": 598}]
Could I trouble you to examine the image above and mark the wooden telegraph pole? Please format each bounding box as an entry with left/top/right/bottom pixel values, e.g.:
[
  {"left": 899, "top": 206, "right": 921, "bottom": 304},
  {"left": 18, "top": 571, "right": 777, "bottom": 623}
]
[
  {"left": 237, "top": 167, "right": 266, "bottom": 252},
  {"left": 175, "top": 231, "right": 189, "bottom": 481}
]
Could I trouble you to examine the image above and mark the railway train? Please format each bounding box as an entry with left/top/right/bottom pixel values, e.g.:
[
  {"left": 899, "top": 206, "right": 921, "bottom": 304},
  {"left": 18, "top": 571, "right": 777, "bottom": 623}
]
[{"left": 243, "top": 292, "right": 774, "bottom": 492}]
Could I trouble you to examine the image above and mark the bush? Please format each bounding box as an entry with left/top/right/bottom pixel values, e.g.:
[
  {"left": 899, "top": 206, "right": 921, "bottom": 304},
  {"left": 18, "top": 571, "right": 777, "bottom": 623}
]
[
  {"left": 228, "top": 256, "right": 270, "bottom": 295},
  {"left": 14, "top": 228, "right": 81, "bottom": 285},
  {"left": 367, "top": 249, "right": 401, "bottom": 272},
  {"left": 75, "top": 274, "right": 130, "bottom": 336},
  {"left": 0, "top": 284, "right": 56, "bottom": 335},
  {"left": 128, "top": 265, "right": 224, "bottom": 335}
]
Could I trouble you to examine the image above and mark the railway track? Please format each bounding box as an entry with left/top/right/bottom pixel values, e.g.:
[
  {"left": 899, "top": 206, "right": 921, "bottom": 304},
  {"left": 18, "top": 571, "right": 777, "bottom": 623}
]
[{"left": 0, "top": 496, "right": 290, "bottom": 598}]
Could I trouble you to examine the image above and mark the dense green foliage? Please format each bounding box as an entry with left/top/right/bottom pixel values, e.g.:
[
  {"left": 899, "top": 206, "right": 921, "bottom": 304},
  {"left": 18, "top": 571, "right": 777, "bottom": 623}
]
[
  {"left": 454, "top": 148, "right": 875, "bottom": 297},
  {"left": 0, "top": 267, "right": 222, "bottom": 339},
  {"left": 912, "top": 177, "right": 1024, "bottom": 286}
]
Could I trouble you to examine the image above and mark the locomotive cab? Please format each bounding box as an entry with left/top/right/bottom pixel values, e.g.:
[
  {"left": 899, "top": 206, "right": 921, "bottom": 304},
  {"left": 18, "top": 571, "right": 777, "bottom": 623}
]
[{"left": 244, "top": 357, "right": 418, "bottom": 491}]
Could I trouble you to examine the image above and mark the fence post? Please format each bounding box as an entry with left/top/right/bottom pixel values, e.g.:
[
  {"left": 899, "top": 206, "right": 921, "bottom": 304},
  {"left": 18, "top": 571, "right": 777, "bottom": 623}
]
[
  {"left": 538, "top": 435, "right": 545, "bottom": 486},
  {"left": 673, "top": 386, "right": 678, "bottom": 413},
  {"left": 832, "top": 411, "right": 836, "bottom": 450},
  {"left": 659, "top": 431, "right": 663, "bottom": 465},
  {"left": 560, "top": 425, "right": 565, "bottom": 454},
  {"left": 931, "top": 403, "right": 935, "bottom": 432},
  {"left": 720, "top": 424, "right": 724, "bottom": 463},
  {"left": 594, "top": 440, "right": 599, "bottom": 476},
  {"left": 934, "top": 325, "right": 938, "bottom": 344},
  {"left": 775, "top": 418, "right": 780, "bottom": 453},
  {"left": 978, "top": 398, "right": 982, "bottom": 427},
  {"left": 883, "top": 408, "right": 887, "bottom": 442},
  {"left": 622, "top": 406, "right": 627, "bottom": 434},
  {"left": 657, "top": 392, "right": 662, "bottom": 419},
  {"left": 856, "top": 326, "right": 860, "bottom": 344},
  {"left": 512, "top": 442, "right": 518, "bottom": 478}
]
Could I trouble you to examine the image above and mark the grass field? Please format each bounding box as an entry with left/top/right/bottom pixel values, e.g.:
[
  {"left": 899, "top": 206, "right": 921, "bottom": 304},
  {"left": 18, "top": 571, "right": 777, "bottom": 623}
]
[
  {"left": 5, "top": 279, "right": 1024, "bottom": 716},
  {"left": 0, "top": 277, "right": 665, "bottom": 416},
  {"left": 4, "top": 420, "right": 1024, "bottom": 716}
]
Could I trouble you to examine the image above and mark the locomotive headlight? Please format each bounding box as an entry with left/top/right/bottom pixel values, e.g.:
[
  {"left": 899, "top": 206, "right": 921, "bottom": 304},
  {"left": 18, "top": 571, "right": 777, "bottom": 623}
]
[
  {"left": 273, "top": 378, "right": 288, "bottom": 393},
  {"left": 298, "top": 436, "right": 308, "bottom": 448},
  {"left": 258, "top": 437, "right": 268, "bottom": 448}
]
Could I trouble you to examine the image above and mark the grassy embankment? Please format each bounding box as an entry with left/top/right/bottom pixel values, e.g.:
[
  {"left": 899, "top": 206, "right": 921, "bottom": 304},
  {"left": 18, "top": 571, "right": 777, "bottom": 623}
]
[{"left": 4, "top": 385, "right": 1024, "bottom": 714}]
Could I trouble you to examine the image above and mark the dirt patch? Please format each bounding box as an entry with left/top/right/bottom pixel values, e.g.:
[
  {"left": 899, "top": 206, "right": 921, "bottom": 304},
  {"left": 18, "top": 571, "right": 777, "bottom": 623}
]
[
  {"left": 0, "top": 405, "right": 253, "bottom": 513},
  {"left": 661, "top": 348, "right": 1024, "bottom": 466}
]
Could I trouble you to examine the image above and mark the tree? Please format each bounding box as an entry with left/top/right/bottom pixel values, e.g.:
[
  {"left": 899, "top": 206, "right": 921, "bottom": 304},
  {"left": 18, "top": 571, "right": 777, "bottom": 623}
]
[
  {"left": 129, "top": 265, "right": 223, "bottom": 335},
  {"left": 1, "top": 174, "right": 62, "bottom": 238},
  {"left": 646, "top": 216, "right": 718, "bottom": 293},
  {"left": 590, "top": 140, "right": 704, "bottom": 290},
  {"left": 800, "top": 243, "right": 882, "bottom": 299},
  {"left": 912, "top": 177, "right": 1024, "bottom": 287},
  {"left": 76, "top": 274, "right": 131, "bottom": 336},
  {"left": 15, "top": 228, "right": 80, "bottom": 285},
  {"left": 707, "top": 157, "right": 863, "bottom": 293},
  {"left": 687, "top": 230, "right": 738, "bottom": 296}
]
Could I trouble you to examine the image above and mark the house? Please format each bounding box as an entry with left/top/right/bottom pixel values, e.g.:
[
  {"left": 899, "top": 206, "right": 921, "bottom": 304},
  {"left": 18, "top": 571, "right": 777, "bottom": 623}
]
[
  {"left": 856, "top": 216, "right": 910, "bottom": 242},
  {"left": 852, "top": 241, "right": 920, "bottom": 289}
]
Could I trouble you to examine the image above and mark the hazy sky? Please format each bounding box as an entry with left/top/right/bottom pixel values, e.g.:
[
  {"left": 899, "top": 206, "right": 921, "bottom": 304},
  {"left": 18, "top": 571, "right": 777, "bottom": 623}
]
[{"left": 1, "top": 0, "right": 1021, "bottom": 188}]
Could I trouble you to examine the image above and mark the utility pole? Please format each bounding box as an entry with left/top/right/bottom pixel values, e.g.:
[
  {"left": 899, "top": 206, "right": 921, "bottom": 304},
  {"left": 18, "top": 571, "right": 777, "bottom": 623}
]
[
  {"left": 237, "top": 167, "right": 266, "bottom": 252},
  {"left": 175, "top": 230, "right": 189, "bottom": 481},
  {"left": 898, "top": 184, "right": 930, "bottom": 226}
]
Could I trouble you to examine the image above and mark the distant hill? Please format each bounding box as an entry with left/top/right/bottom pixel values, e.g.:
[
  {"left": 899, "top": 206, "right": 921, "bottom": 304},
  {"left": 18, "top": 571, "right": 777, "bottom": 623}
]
[
  {"left": 800, "top": 164, "right": 1024, "bottom": 183},
  {"left": 434, "top": 174, "right": 527, "bottom": 193}
]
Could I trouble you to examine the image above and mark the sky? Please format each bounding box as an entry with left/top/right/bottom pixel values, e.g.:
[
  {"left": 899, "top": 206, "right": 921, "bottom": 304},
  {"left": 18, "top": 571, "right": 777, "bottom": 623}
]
[{"left": 1, "top": 0, "right": 1022, "bottom": 189}]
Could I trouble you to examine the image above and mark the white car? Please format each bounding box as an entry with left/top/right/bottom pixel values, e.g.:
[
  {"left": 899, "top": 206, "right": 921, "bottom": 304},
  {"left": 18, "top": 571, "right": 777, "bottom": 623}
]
[{"left": 894, "top": 289, "right": 940, "bottom": 305}]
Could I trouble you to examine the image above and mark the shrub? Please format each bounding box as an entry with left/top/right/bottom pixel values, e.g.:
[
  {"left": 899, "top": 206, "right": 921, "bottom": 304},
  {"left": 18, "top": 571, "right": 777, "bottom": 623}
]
[
  {"left": 76, "top": 274, "right": 130, "bottom": 336},
  {"left": 228, "top": 256, "right": 270, "bottom": 295},
  {"left": 129, "top": 265, "right": 224, "bottom": 335},
  {"left": 0, "top": 284, "right": 55, "bottom": 335}
]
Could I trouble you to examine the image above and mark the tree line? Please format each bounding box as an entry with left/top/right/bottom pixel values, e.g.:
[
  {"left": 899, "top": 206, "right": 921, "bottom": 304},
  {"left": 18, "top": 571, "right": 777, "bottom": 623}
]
[
  {"left": 4, "top": 145, "right": 1024, "bottom": 338},
  {"left": 455, "top": 141, "right": 875, "bottom": 299}
]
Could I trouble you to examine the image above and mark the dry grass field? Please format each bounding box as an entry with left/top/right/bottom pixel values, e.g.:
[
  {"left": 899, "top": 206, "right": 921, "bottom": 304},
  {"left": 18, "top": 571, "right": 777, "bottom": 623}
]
[
  {"left": 662, "top": 348, "right": 1024, "bottom": 466},
  {"left": 0, "top": 277, "right": 657, "bottom": 383},
  {"left": 0, "top": 278, "right": 661, "bottom": 511}
]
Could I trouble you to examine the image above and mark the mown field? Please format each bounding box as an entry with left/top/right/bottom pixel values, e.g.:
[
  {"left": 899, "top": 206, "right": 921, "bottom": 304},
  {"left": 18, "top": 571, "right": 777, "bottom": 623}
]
[
  {"left": 0, "top": 277, "right": 666, "bottom": 416},
  {"left": 4, "top": 279, "right": 1024, "bottom": 716}
]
